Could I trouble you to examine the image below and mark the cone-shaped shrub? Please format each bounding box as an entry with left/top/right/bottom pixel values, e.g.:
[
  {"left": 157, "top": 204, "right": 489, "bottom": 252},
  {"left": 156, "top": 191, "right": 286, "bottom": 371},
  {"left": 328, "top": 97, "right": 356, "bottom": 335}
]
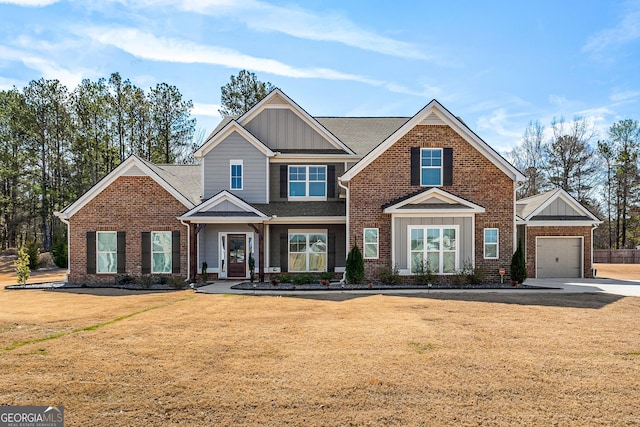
[
  {"left": 345, "top": 244, "right": 365, "bottom": 284},
  {"left": 510, "top": 240, "right": 527, "bottom": 284}
]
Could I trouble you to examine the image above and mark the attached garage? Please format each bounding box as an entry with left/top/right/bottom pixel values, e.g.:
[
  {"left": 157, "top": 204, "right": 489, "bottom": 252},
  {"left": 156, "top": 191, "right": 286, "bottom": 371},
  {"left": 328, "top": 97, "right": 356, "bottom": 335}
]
[
  {"left": 517, "top": 189, "right": 601, "bottom": 279},
  {"left": 536, "top": 237, "right": 582, "bottom": 278}
]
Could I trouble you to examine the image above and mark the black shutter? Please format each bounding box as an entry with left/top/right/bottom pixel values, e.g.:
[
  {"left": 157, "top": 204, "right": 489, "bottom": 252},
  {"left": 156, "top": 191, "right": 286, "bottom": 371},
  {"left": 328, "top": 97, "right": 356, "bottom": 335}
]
[
  {"left": 328, "top": 231, "right": 336, "bottom": 272},
  {"left": 327, "top": 165, "right": 336, "bottom": 198},
  {"left": 86, "top": 231, "right": 96, "bottom": 274},
  {"left": 172, "top": 230, "right": 181, "bottom": 273},
  {"left": 141, "top": 232, "right": 151, "bottom": 274},
  {"left": 279, "top": 165, "right": 288, "bottom": 198},
  {"left": 410, "top": 147, "right": 420, "bottom": 186},
  {"left": 443, "top": 148, "right": 453, "bottom": 186},
  {"left": 117, "top": 231, "right": 126, "bottom": 274},
  {"left": 279, "top": 232, "right": 288, "bottom": 273}
]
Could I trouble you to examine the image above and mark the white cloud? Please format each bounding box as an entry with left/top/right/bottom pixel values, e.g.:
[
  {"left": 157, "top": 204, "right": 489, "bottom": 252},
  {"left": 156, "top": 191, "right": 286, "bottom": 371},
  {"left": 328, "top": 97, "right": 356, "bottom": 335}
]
[
  {"left": 0, "top": 76, "right": 25, "bottom": 90},
  {"left": 192, "top": 102, "right": 221, "bottom": 117},
  {"left": 609, "top": 89, "right": 640, "bottom": 103},
  {"left": 0, "top": 45, "right": 90, "bottom": 88},
  {"left": 82, "top": 26, "right": 384, "bottom": 85},
  {"left": 0, "top": 0, "right": 59, "bottom": 6},
  {"left": 112, "top": 0, "right": 430, "bottom": 60},
  {"left": 476, "top": 108, "right": 524, "bottom": 151},
  {"left": 583, "top": 8, "right": 640, "bottom": 53}
]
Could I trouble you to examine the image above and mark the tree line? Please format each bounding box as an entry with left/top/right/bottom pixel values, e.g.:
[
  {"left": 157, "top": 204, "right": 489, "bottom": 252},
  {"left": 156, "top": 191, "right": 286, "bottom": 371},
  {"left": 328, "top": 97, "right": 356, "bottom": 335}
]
[
  {"left": 508, "top": 117, "right": 640, "bottom": 250},
  {"left": 0, "top": 73, "right": 197, "bottom": 252}
]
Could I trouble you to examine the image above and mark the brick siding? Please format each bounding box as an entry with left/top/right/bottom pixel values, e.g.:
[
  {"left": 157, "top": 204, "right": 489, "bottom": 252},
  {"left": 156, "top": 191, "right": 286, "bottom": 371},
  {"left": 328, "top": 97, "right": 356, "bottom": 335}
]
[
  {"left": 525, "top": 226, "right": 594, "bottom": 278},
  {"left": 67, "top": 176, "right": 189, "bottom": 284},
  {"left": 348, "top": 125, "right": 515, "bottom": 282}
]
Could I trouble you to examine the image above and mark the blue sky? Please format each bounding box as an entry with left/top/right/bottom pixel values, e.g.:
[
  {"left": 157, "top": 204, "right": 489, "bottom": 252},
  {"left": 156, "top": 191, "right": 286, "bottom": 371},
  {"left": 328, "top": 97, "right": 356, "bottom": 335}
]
[{"left": 1, "top": 0, "right": 639, "bottom": 152}]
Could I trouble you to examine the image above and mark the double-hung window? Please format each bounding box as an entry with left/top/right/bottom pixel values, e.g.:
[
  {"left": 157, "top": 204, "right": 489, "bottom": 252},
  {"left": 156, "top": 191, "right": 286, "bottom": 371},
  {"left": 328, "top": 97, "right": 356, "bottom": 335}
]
[
  {"left": 409, "top": 226, "right": 458, "bottom": 274},
  {"left": 289, "top": 165, "right": 326, "bottom": 199},
  {"left": 230, "top": 160, "right": 243, "bottom": 190},
  {"left": 97, "top": 231, "right": 117, "bottom": 273},
  {"left": 288, "top": 231, "right": 327, "bottom": 272},
  {"left": 364, "top": 228, "right": 379, "bottom": 259},
  {"left": 151, "top": 231, "right": 172, "bottom": 273},
  {"left": 421, "top": 148, "right": 442, "bottom": 186},
  {"left": 484, "top": 228, "right": 499, "bottom": 259}
]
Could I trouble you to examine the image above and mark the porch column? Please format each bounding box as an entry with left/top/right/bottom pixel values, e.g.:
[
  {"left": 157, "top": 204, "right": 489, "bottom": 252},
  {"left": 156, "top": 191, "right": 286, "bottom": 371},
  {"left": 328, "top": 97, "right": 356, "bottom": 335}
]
[
  {"left": 250, "top": 223, "right": 265, "bottom": 282},
  {"left": 189, "top": 222, "right": 198, "bottom": 282}
]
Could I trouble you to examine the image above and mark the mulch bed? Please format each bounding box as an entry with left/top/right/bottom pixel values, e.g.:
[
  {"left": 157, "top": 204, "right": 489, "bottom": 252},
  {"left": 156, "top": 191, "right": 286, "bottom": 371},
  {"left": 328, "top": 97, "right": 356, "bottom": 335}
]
[{"left": 231, "top": 281, "right": 556, "bottom": 291}]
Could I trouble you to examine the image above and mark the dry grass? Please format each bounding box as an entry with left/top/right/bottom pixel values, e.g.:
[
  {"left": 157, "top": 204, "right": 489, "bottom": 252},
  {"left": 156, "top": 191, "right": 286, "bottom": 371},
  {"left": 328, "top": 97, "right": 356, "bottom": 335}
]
[{"left": 1, "top": 287, "right": 639, "bottom": 426}]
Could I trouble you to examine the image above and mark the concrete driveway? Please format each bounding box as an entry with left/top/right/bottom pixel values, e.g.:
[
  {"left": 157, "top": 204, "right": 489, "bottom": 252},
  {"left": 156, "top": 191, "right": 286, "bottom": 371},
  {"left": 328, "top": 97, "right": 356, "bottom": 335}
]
[{"left": 197, "top": 277, "right": 640, "bottom": 297}]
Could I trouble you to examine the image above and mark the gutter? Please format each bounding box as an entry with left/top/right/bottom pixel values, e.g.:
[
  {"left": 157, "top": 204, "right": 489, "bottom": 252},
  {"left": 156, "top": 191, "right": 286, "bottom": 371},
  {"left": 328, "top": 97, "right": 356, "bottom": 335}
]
[
  {"left": 179, "top": 219, "right": 191, "bottom": 283},
  {"left": 338, "top": 178, "right": 349, "bottom": 284},
  {"left": 53, "top": 212, "right": 70, "bottom": 283}
]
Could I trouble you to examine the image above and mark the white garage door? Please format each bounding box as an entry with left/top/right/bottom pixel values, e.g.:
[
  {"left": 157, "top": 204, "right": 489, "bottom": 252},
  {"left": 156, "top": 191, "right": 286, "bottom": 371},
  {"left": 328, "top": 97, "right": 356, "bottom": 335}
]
[{"left": 536, "top": 237, "right": 582, "bottom": 278}]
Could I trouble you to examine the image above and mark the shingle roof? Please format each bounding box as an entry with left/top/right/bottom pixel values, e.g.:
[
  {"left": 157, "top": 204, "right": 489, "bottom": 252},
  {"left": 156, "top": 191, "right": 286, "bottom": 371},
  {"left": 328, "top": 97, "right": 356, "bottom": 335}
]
[
  {"left": 316, "top": 117, "right": 410, "bottom": 155},
  {"left": 251, "top": 201, "right": 346, "bottom": 217},
  {"left": 515, "top": 189, "right": 559, "bottom": 219},
  {"left": 144, "top": 162, "right": 201, "bottom": 206}
]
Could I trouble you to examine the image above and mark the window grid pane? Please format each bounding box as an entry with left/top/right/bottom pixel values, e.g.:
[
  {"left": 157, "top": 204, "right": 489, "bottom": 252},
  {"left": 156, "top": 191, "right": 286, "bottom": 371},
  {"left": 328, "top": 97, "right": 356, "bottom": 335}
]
[
  {"left": 288, "top": 232, "right": 327, "bottom": 272},
  {"left": 409, "top": 227, "right": 458, "bottom": 274},
  {"left": 231, "top": 164, "right": 242, "bottom": 189},
  {"left": 151, "top": 232, "right": 172, "bottom": 273},
  {"left": 97, "top": 232, "right": 117, "bottom": 273},
  {"left": 420, "top": 149, "right": 442, "bottom": 186}
]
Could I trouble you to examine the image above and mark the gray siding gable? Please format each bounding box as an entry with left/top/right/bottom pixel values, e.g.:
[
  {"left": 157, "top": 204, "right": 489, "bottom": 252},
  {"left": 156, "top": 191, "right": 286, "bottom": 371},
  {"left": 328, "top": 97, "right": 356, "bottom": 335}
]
[
  {"left": 203, "top": 131, "right": 267, "bottom": 203},
  {"left": 536, "top": 198, "right": 583, "bottom": 218},
  {"left": 244, "top": 109, "right": 343, "bottom": 152}
]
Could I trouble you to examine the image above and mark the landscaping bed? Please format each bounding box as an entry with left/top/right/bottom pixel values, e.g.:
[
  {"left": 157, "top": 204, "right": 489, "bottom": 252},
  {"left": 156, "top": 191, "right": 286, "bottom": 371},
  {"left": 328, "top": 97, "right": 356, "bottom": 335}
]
[{"left": 231, "top": 281, "right": 555, "bottom": 291}]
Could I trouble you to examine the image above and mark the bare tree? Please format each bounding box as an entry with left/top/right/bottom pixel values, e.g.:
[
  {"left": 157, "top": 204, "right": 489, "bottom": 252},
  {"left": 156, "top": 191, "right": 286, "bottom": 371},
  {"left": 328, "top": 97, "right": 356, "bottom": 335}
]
[{"left": 509, "top": 120, "right": 548, "bottom": 198}]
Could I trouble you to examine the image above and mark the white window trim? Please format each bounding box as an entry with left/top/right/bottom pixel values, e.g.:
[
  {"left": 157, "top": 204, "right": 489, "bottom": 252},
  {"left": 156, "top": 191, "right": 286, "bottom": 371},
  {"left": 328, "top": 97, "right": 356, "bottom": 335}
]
[
  {"left": 96, "top": 231, "right": 117, "bottom": 274},
  {"left": 288, "top": 165, "right": 327, "bottom": 201},
  {"left": 230, "top": 159, "right": 243, "bottom": 190},
  {"left": 288, "top": 229, "right": 328, "bottom": 272},
  {"left": 408, "top": 225, "right": 459, "bottom": 274},
  {"left": 363, "top": 228, "right": 379, "bottom": 259},
  {"left": 420, "top": 148, "right": 443, "bottom": 187},
  {"left": 483, "top": 228, "right": 499, "bottom": 259},
  {"left": 151, "top": 231, "right": 172, "bottom": 274}
]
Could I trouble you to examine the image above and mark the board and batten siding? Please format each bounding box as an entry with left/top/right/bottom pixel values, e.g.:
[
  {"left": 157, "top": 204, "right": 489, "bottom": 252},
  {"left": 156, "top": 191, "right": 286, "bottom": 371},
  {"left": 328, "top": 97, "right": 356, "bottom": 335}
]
[
  {"left": 203, "top": 131, "right": 267, "bottom": 202},
  {"left": 535, "top": 198, "right": 582, "bottom": 217},
  {"left": 244, "top": 109, "right": 337, "bottom": 151},
  {"left": 198, "top": 224, "right": 255, "bottom": 269},
  {"left": 394, "top": 216, "right": 474, "bottom": 270}
]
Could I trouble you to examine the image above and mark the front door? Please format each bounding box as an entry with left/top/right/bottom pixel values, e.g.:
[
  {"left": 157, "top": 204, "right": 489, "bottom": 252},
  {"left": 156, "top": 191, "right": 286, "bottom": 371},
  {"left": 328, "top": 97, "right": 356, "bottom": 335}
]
[{"left": 227, "top": 234, "right": 246, "bottom": 278}]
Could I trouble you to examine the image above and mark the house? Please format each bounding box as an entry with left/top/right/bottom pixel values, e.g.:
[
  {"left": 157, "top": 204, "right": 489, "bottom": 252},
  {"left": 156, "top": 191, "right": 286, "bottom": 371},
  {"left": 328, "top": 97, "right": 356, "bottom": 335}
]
[{"left": 54, "top": 89, "right": 600, "bottom": 284}]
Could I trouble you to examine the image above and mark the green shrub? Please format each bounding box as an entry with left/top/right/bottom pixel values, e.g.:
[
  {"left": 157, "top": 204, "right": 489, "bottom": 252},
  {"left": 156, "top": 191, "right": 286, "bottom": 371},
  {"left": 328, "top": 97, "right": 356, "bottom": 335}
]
[
  {"left": 201, "top": 262, "right": 208, "bottom": 283},
  {"left": 26, "top": 240, "right": 40, "bottom": 270},
  {"left": 293, "top": 273, "right": 314, "bottom": 285},
  {"left": 345, "top": 245, "right": 365, "bottom": 284},
  {"left": 51, "top": 240, "right": 68, "bottom": 268},
  {"left": 319, "top": 271, "right": 334, "bottom": 281},
  {"left": 158, "top": 276, "right": 168, "bottom": 285},
  {"left": 15, "top": 247, "right": 30, "bottom": 285},
  {"left": 248, "top": 253, "right": 255, "bottom": 282},
  {"left": 276, "top": 273, "right": 292, "bottom": 283},
  {"left": 378, "top": 264, "right": 401, "bottom": 285},
  {"left": 413, "top": 258, "right": 434, "bottom": 285},
  {"left": 169, "top": 276, "right": 185, "bottom": 289},
  {"left": 510, "top": 240, "right": 527, "bottom": 284},
  {"left": 139, "top": 275, "right": 154, "bottom": 289},
  {"left": 115, "top": 274, "right": 134, "bottom": 286}
]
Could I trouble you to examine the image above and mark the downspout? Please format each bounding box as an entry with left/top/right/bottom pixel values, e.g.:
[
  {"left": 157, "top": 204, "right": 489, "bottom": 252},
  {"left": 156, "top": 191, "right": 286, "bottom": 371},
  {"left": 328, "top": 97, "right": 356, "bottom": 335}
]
[
  {"left": 513, "top": 182, "right": 525, "bottom": 253},
  {"left": 180, "top": 219, "right": 191, "bottom": 283},
  {"left": 591, "top": 223, "right": 599, "bottom": 278},
  {"left": 338, "top": 178, "right": 349, "bottom": 283},
  {"left": 53, "top": 212, "right": 70, "bottom": 283}
]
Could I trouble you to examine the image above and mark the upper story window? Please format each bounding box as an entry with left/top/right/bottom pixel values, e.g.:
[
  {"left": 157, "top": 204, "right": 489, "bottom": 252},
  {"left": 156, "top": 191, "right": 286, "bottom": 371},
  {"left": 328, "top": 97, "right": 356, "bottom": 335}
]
[
  {"left": 230, "top": 160, "right": 243, "bottom": 190},
  {"left": 421, "top": 148, "right": 442, "bottom": 186},
  {"left": 289, "top": 165, "right": 326, "bottom": 199}
]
